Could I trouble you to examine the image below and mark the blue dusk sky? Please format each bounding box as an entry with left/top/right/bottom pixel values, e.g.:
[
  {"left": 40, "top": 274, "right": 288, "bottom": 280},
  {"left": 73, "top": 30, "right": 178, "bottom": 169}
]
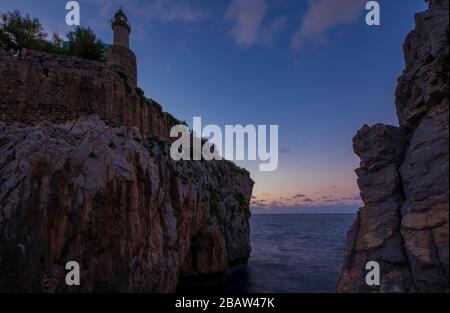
[{"left": 0, "top": 0, "right": 428, "bottom": 213}]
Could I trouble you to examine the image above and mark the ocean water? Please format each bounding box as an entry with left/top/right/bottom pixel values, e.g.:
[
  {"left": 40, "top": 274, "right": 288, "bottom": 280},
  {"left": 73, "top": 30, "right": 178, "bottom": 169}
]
[{"left": 220, "top": 214, "right": 356, "bottom": 293}]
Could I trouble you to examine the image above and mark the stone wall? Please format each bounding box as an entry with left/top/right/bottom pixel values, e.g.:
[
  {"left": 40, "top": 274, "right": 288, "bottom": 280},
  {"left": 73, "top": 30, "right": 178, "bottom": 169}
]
[
  {"left": 106, "top": 46, "right": 137, "bottom": 86},
  {"left": 0, "top": 49, "right": 170, "bottom": 139}
]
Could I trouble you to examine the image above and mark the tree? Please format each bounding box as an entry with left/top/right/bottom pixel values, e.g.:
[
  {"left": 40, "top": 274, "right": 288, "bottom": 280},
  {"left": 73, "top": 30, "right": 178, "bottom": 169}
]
[
  {"left": 0, "top": 10, "right": 48, "bottom": 55},
  {"left": 0, "top": 11, "right": 106, "bottom": 62},
  {"left": 66, "top": 27, "right": 105, "bottom": 61},
  {"left": 51, "top": 32, "right": 65, "bottom": 51},
  {"left": 44, "top": 32, "right": 68, "bottom": 55}
]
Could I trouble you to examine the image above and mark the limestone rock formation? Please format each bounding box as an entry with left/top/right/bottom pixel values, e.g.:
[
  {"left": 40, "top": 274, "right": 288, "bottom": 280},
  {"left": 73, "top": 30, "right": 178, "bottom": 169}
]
[
  {"left": 338, "top": 0, "right": 449, "bottom": 292},
  {"left": 0, "top": 115, "right": 253, "bottom": 292}
]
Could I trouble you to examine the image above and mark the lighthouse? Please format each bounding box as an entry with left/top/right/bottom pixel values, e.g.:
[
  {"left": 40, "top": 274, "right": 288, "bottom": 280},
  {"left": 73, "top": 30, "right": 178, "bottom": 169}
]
[
  {"left": 112, "top": 8, "right": 131, "bottom": 48},
  {"left": 106, "top": 8, "right": 137, "bottom": 86}
]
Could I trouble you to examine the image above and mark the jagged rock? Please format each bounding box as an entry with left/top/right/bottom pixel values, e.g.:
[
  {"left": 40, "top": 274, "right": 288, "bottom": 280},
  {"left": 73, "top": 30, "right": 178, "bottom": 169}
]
[
  {"left": 338, "top": 0, "right": 448, "bottom": 293},
  {"left": 0, "top": 115, "right": 253, "bottom": 292},
  {"left": 338, "top": 124, "right": 412, "bottom": 292},
  {"left": 396, "top": 0, "right": 449, "bottom": 130}
]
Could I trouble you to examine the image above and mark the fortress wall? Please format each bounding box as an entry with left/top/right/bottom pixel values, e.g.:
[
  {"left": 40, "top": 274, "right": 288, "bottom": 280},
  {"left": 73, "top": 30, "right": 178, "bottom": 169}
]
[
  {"left": 106, "top": 46, "right": 137, "bottom": 86},
  {"left": 0, "top": 49, "right": 172, "bottom": 139}
]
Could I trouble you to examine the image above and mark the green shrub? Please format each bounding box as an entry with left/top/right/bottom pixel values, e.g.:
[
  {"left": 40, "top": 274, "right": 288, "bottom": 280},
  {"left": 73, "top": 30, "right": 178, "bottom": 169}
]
[
  {"left": 145, "top": 98, "right": 163, "bottom": 114},
  {"left": 210, "top": 204, "right": 220, "bottom": 217},
  {"left": 0, "top": 10, "right": 106, "bottom": 62},
  {"left": 164, "top": 112, "right": 185, "bottom": 127},
  {"left": 117, "top": 70, "right": 128, "bottom": 81},
  {"left": 0, "top": 10, "right": 47, "bottom": 55},
  {"left": 136, "top": 87, "right": 145, "bottom": 97},
  {"left": 116, "top": 70, "right": 132, "bottom": 93},
  {"left": 65, "top": 26, "right": 105, "bottom": 61}
]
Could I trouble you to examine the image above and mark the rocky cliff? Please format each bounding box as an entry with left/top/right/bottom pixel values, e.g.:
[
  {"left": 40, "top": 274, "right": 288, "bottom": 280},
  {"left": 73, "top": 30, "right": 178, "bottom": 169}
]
[
  {"left": 0, "top": 52, "right": 253, "bottom": 291},
  {"left": 338, "top": 0, "right": 449, "bottom": 292}
]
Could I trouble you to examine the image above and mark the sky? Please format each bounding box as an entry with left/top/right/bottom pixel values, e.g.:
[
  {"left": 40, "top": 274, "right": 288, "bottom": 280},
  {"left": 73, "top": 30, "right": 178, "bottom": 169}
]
[{"left": 0, "top": 0, "right": 427, "bottom": 213}]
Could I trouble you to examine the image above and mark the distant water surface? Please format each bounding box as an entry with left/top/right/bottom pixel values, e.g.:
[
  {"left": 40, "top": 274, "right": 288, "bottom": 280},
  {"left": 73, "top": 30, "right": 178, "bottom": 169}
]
[{"left": 221, "top": 214, "right": 356, "bottom": 293}]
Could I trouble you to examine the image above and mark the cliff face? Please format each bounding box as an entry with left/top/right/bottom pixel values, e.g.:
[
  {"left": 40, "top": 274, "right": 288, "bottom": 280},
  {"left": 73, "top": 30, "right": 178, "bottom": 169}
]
[
  {"left": 0, "top": 44, "right": 253, "bottom": 291},
  {"left": 0, "top": 115, "right": 253, "bottom": 292},
  {"left": 338, "top": 0, "right": 449, "bottom": 292}
]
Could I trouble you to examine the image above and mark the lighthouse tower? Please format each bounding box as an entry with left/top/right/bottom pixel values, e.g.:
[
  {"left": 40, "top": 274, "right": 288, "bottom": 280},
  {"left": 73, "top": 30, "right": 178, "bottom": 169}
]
[
  {"left": 106, "top": 8, "right": 137, "bottom": 86},
  {"left": 112, "top": 8, "right": 131, "bottom": 48}
]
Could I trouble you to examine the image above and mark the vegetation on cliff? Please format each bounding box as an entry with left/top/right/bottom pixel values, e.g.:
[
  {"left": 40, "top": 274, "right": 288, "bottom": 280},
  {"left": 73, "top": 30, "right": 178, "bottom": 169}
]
[
  {"left": 0, "top": 10, "right": 48, "bottom": 54},
  {"left": 134, "top": 84, "right": 188, "bottom": 127},
  {"left": 0, "top": 10, "right": 105, "bottom": 61},
  {"left": 63, "top": 27, "right": 105, "bottom": 61}
]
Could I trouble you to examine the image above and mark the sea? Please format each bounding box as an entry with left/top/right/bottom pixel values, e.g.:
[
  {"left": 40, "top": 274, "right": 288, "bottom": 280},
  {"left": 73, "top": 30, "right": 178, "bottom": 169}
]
[
  {"left": 221, "top": 214, "right": 356, "bottom": 293},
  {"left": 178, "top": 214, "right": 356, "bottom": 293}
]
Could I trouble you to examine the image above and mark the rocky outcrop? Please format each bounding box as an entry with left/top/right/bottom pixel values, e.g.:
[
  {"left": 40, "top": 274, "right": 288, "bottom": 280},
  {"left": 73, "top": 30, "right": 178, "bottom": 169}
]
[
  {"left": 337, "top": 0, "right": 449, "bottom": 292},
  {"left": 0, "top": 115, "right": 253, "bottom": 292}
]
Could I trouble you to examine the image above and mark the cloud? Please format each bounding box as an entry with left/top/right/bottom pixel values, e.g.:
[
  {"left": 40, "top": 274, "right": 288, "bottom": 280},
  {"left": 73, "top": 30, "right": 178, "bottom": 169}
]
[
  {"left": 91, "top": 0, "right": 208, "bottom": 23},
  {"left": 260, "top": 16, "right": 288, "bottom": 45},
  {"left": 293, "top": 194, "right": 306, "bottom": 199},
  {"left": 146, "top": 0, "right": 209, "bottom": 23},
  {"left": 225, "top": 0, "right": 286, "bottom": 48},
  {"left": 341, "top": 194, "right": 362, "bottom": 201},
  {"left": 85, "top": 0, "right": 209, "bottom": 41},
  {"left": 251, "top": 204, "right": 359, "bottom": 214},
  {"left": 291, "top": 0, "right": 366, "bottom": 50},
  {"left": 303, "top": 198, "right": 314, "bottom": 202},
  {"left": 225, "top": 0, "right": 266, "bottom": 47},
  {"left": 251, "top": 200, "right": 268, "bottom": 208}
]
